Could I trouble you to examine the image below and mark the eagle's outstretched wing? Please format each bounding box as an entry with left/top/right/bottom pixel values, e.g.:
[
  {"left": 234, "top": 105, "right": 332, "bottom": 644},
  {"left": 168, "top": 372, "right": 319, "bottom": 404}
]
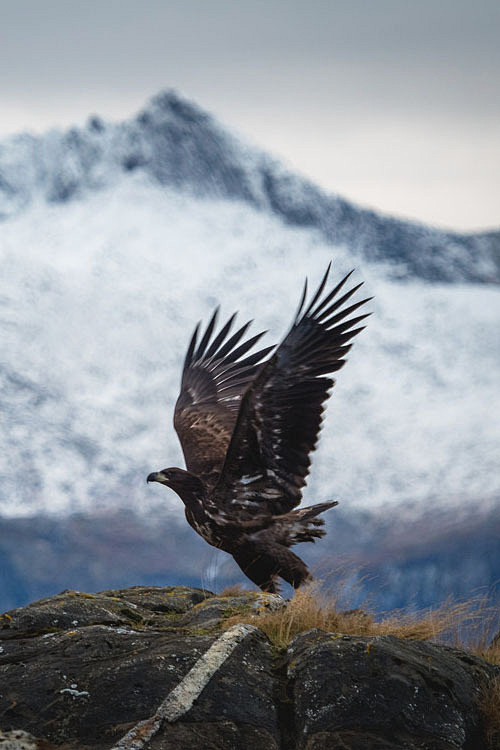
[
  {"left": 214, "top": 264, "right": 371, "bottom": 518},
  {"left": 174, "top": 308, "right": 274, "bottom": 484}
]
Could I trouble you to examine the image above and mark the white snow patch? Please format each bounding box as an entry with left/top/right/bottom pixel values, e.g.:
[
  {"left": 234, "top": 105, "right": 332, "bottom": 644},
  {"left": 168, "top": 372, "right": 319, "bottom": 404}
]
[
  {"left": 59, "top": 686, "right": 90, "bottom": 699},
  {"left": 0, "top": 179, "right": 498, "bottom": 518}
]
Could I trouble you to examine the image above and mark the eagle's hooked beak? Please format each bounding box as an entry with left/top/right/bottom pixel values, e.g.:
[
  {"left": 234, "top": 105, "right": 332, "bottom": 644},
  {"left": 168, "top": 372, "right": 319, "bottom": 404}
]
[{"left": 147, "top": 471, "right": 168, "bottom": 485}]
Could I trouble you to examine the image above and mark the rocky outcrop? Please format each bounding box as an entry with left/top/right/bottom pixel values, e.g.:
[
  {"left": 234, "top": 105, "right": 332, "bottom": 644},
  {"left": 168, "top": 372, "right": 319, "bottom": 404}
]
[
  {"left": 287, "top": 631, "right": 494, "bottom": 749},
  {"left": 0, "top": 586, "right": 496, "bottom": 749}
]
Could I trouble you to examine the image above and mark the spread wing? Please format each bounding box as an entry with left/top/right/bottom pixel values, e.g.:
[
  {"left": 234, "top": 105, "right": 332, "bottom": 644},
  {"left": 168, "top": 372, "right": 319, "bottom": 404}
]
[
  {"left": 174, "top": 308, "right": 275, "bottom": 484},
  {"left": 214, "top": 264, "right": 371, "bottom": 518}
]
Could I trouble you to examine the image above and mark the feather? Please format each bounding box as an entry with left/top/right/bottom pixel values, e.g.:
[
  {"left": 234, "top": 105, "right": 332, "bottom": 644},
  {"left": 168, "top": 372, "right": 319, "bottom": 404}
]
[{"left": 216, "top": 265, "right": 370, "bottom": 518}]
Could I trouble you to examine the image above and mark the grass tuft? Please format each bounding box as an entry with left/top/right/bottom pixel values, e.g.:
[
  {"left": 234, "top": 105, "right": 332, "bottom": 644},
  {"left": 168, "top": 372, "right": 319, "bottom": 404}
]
[
  {"left": 224, "top": 578, "right": 489, "bottom": 651},
  {"left": 480, "top": 674, "right": 500, "bottom": 749}
]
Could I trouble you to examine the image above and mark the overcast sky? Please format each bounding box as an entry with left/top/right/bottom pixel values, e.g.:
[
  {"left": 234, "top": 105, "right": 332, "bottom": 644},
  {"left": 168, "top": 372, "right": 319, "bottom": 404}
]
[{"left": 1, "top": 0, "right": 499, "bottom": 230}]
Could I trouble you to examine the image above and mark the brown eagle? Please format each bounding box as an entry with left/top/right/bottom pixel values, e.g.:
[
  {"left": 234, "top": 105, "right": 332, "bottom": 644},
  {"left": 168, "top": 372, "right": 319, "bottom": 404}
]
[{"left": 147, "top": 264, "right": 370, "bottom": 592}]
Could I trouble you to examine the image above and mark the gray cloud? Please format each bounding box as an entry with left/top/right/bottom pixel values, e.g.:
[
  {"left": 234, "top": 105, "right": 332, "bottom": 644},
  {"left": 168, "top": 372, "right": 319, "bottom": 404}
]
[{"left": 1, "top": 0, "right": 499, "bottom": 229}]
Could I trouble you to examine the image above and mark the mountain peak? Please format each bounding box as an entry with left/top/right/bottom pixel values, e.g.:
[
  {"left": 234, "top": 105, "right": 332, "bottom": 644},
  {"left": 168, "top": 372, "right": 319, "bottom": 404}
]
[
  {"left": 141, "top": 89, "right": 211, "bottom": 126},
  {"left": 0, "top": 89, "right": 498, "bottom": 283}
]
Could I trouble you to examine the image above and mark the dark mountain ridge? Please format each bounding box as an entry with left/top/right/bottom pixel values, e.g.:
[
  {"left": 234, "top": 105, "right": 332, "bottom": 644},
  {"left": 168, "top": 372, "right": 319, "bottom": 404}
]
[
  {"left": 1, "top": 501, "right": 498, "bottom": 614},
  {"left": 1, "top": 89, "right": 498, "bottom": 283}
]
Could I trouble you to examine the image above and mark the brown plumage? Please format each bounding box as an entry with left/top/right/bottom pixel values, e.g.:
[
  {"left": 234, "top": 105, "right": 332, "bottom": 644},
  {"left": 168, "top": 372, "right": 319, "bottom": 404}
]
[{"left": 147, "top": 263, "right": 371, "bottom": 592}]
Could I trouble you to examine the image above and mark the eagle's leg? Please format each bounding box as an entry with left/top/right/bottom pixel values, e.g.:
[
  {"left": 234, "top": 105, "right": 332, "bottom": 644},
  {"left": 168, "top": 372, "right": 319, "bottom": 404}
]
[
  {"left": 232, "top": 547, "right": 280, "bottom": 593},
  {"left": 274, "top": 546, "right": 312, "bottom": 590},
  {"left": 233, "top": 543, "right": 311, "bottom": 593}
]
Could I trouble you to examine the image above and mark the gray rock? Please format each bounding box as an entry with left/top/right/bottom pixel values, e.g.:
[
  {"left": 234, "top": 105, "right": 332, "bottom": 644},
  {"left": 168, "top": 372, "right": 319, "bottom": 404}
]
[
  {"left": 0, "top": 729, "right": 57, "bottom": 749},
  {"left": 0, "top": 587, "right": 278, "bottom": 749},
  {"left": 287, "top": 630, "right": 496, "bottom": 749},
  {"left": 179, "top": 591, "right": 285, "bottom": 631},
  {"left": 0, "top": 587, "right": 497, "bottom": 749}
]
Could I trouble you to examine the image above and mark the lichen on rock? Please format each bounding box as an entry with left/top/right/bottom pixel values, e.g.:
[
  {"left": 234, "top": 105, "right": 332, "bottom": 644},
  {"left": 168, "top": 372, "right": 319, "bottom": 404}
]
[{"left": 0, "top": 586, "right": 497, "bottom": 749}]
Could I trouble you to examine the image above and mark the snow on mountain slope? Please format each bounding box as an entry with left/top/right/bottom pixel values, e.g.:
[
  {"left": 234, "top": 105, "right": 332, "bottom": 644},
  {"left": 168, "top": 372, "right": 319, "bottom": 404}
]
[
  {"left": 1, "top": 174, "right": 499, "bottom": 518},
  {"left": 1, "top": 90, "right": 499, "bottom": 284}
]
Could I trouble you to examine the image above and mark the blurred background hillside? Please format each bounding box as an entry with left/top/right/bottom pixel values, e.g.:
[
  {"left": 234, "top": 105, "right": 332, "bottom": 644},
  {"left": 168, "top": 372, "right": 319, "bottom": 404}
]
[{"left": 1, "top": 1, "right": 498, "bottom": 611}]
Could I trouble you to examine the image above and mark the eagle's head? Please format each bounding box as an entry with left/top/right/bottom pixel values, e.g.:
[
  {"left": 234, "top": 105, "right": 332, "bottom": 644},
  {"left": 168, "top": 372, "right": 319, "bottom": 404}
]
[{"left": 147, "top": 467, "right": 204, "bottom": 504}]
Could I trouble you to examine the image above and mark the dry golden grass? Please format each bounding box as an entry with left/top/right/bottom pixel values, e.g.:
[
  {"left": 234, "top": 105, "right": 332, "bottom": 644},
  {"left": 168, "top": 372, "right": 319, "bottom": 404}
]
[
  {"left": 475, "top": 640, "right": 500, "bottom": 750},
  {"left": 480, "top": 643, "right": 500, "bottom": 669},
  {"left": 224, "top": 578, "right": 489, "bottom": 651},
  {"left": 480, "top": 674, "right": 500, "bottom": 749}
]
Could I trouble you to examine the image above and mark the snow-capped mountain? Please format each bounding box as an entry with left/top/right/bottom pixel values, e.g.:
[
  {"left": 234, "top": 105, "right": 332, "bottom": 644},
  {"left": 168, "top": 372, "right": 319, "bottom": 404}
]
[
  {"left": 1, "top": 91, "right": 499, "bottom": 283},
  {"left": 1, "top": 90, "right": 499, "bottom": 523}
]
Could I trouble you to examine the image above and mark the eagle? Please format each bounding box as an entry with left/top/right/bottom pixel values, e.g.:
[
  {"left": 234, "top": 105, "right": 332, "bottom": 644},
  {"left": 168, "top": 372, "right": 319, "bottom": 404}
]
[{"left": 147, "top": 264, "right": 370, "bottom": 593}]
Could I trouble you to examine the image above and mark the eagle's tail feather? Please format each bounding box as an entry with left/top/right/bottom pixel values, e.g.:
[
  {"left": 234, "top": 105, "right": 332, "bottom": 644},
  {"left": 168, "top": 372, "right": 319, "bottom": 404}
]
[
  {"left": 284, "top": 500, "right": 338, "bottom": 545},
  {"left": 232, "top": 501, "right": 338, "bottom": 592}
]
